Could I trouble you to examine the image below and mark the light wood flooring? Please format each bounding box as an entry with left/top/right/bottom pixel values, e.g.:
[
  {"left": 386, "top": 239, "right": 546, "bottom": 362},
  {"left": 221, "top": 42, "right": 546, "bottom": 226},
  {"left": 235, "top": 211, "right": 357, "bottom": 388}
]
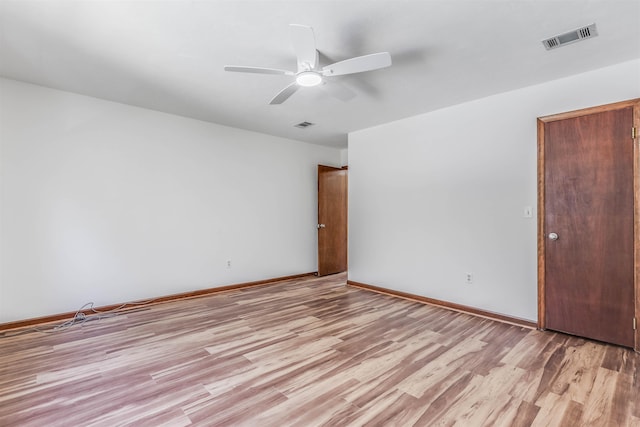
[{"left": 0, "top": 274, "right": 638, "bottom": 426}]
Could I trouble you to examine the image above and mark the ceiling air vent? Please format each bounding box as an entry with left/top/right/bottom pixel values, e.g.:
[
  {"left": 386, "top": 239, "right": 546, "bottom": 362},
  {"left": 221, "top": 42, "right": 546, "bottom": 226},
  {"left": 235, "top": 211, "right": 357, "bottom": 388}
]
[
  {"left": 542, "top": 23, "right": 598, "bottom": 50},
  {"left": 294, "top": 121, "right": 315, "bottom": 129}
]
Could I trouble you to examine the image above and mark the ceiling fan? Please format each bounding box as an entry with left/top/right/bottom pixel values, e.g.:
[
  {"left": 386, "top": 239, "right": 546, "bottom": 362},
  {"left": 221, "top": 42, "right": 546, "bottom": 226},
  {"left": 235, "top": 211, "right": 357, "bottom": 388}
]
[{"left": 224, "top": 24, "right": 392, "bottom": 105}]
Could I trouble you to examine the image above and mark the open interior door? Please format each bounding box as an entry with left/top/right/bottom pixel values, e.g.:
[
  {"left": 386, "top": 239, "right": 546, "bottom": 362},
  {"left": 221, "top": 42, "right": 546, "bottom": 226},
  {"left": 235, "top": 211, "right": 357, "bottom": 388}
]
[{"left": 317, "top": 165, "right": 347, "bottom": 276}]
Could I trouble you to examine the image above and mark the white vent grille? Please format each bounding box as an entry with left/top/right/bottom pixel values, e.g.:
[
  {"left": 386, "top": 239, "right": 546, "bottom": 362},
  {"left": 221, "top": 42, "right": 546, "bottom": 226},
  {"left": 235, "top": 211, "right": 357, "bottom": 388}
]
[
  {"left": 542, "top": 23, "right": 598, "bottom": 50},
  {"left": 294, "top": 121, "right": 315, "bottom": 128}
]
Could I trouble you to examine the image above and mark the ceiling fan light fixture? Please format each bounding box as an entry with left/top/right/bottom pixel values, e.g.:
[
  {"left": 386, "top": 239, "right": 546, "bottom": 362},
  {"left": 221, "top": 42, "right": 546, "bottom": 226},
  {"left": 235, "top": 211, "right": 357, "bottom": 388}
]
[
  {"left": 296, "top": 71, "right": 322, "bottom": 87},
  {"left": 224, "top": 25, "right": 392, "bottom": 104}
]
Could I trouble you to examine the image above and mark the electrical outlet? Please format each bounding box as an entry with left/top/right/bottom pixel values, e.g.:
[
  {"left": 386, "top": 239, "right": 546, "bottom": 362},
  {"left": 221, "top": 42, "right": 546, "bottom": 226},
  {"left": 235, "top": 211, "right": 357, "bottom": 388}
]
[
  {"left": 466, "top": 273, "right": 473, "bottom": 284},
  {"left": 226, "top": 260, "right": 231, "bottom": 269}
]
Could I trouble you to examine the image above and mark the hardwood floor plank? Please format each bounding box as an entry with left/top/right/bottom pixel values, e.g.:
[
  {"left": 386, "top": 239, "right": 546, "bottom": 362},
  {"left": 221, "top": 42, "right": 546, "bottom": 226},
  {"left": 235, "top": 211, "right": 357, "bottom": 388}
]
[
  {"left": 530, "top": 391, "right": 573, "bottom": 427},
  {"left": 580, "top": 367, "right": 621, "bottom": 425},
  {"left": 559, "top": 399, "right": 584, "bottom": 427},
  {"left": 602, "top": 345, "right": 627, "bottom": 372},
  {"left": 481, "top": 395, "right": 522, "bottom": 427},
  {"left": 1, "top": 273, "right": 638, "bottom": 426},
  {"left": 252, "top": 376, "right": 358, "bottom": 426},
  {"left": 510, "top": 400, "right": 542, "bottom": 427},
  {"left": 352, "top": 391, "right": 420, "bottom": 427},
  {"left": 436, "top": 375, "right": 512, "bottom": 426},
  {"left": 411, "top": 371, "right": 476, "bottom": 424},
  {"left": 548, "top": 340, "right": 604, "bottom": 405},
  {"left": 531, "top": 342, "right": 569, "bottom": 404},
  {"left": 611, "top": 372, "right": 634, "bottom": 425},
  {"left": 396, "top": 347, "right": 475, "bottom": 399},
  {"left": 500, "top": 328, "right": 555, "bottom": 367}
]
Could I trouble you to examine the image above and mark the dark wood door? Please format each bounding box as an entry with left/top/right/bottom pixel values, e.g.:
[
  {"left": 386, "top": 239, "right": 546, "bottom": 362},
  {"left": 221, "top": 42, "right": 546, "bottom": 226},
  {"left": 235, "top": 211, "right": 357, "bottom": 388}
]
[
  {"left": 317, "top": 165, "right": 347, "bottom": 276},
  {"left": 542, "top": 106, "right": 635, "bottom": 347}
]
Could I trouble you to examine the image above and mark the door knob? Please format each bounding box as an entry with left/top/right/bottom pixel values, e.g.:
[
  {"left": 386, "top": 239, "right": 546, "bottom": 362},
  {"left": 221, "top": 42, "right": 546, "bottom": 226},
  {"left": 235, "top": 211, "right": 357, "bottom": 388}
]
[
  {"left": 548, "top": 232, "right": 559, "bottom": 241},
  {"left": 317, "top": 224, "right": 325, "bottom": 229}
]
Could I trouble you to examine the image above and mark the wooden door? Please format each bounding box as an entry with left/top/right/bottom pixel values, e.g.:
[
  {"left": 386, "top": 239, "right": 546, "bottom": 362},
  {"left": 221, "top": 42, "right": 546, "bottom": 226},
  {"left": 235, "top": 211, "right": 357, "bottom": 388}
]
[
  {"left": 317, "top": 165, "right": 347, "bottom": 276},
  {"left": 538, "top": 100, "right": 639, "bottom": 349}
]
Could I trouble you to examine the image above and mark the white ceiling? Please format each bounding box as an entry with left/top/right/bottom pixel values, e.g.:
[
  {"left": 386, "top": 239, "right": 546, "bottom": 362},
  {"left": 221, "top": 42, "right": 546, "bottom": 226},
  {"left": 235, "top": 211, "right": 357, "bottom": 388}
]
[{"left": 1, "top": 1, "right": 639, "bottom": 148}]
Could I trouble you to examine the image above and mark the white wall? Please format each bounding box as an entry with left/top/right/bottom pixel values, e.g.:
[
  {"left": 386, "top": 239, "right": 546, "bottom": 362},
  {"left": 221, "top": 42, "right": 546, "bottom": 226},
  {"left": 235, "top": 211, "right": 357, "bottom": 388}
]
[
  {"left": 0, "top": 78, "right": 342, "bottom": 323},
  {"left": 348, "top": 59, "right": 640, "bottom": 322},
  {"left": 340, "top": 148, "right": 348, "bottom": 167}
]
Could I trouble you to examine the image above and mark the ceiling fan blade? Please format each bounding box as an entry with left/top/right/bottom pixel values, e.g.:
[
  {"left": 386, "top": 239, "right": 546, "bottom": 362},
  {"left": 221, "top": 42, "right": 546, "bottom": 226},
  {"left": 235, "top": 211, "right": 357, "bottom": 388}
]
[
  {"left": 321, "top": 81, "right": 356, "bottom": 102},
  {"left": 322, "top": 52, "right": 392, "bottom": 77},
  {"left": 224, "top": 65, "right": 294, "bottom": 76},
  {"left": 269, "top": 82, "right": 300, "bottom": 105},
  {"left": 290, "top": 24, "right": 318, "bottom": 70}
]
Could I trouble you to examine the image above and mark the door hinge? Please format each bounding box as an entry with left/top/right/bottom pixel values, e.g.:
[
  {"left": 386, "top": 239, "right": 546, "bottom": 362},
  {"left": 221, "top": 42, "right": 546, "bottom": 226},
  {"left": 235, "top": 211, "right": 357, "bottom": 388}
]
[
  {"left": 634, "top": 317, "right": 637, "bottom": 330},
  {"left": 633, "top": 127, "right": 637, "bottom": 139}
]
